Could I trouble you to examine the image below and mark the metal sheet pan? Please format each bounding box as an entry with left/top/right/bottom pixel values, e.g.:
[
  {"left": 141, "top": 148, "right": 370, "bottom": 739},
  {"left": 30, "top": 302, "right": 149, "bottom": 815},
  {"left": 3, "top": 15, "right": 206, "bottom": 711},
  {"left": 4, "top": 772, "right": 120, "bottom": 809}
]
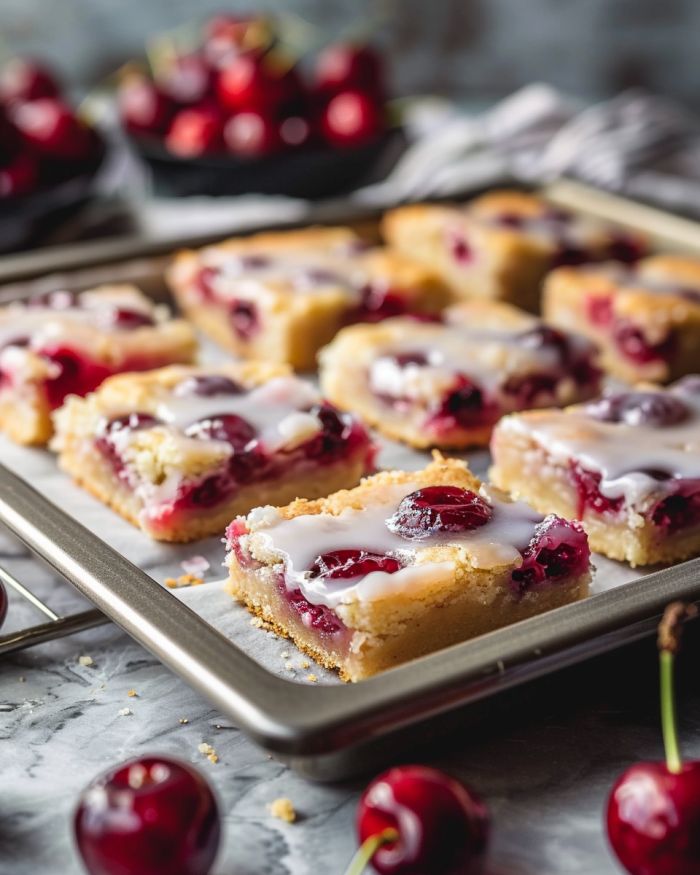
[{"left": 1, "top": 180, "right": 699, "bottom": 780}]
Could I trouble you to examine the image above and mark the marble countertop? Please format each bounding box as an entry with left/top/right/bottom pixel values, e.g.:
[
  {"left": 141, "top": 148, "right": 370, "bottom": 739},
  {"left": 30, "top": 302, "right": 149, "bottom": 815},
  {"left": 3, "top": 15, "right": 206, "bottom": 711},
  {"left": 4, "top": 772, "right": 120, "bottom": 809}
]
[{"left": 5, "top": 524, "right": 700, "bottom": 875}]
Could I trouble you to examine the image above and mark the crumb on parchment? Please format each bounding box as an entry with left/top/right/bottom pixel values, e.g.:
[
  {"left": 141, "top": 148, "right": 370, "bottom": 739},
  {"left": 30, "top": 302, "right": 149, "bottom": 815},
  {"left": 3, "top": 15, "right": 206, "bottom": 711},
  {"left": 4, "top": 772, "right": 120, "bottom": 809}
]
[
  {"left": 198, "top": 742, "right": 218, "bottom": 764},
  {"left": 165, "top": 573, "right": 204, "bottom": 589},
  {"left": 78, "top": 655, "right": 94, "bottom": 667}
]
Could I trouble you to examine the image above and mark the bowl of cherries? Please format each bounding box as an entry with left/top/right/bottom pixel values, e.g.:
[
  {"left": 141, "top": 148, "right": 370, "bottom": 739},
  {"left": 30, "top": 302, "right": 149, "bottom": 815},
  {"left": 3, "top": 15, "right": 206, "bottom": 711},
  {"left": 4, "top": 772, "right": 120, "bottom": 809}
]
[
  {"left": 0, "top": 58, "right": 105, "bottom": 252},
  {"left": 117, "top": 14, "right": 404, "bottom": 199}
]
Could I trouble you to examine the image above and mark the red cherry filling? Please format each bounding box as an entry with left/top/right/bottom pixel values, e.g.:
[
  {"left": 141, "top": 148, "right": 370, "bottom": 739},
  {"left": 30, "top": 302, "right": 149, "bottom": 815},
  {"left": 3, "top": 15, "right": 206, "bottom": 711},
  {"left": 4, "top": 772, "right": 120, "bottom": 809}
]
[
  {"left": 570, "top": 462, "right": 625, "bottom": 519},
  {"left": 613, "top": 322, "right": 675, "bottom": 365},
  {"left": 586, "top": 391, "right": 690, "bottom": 428},
  {"left": 284, "top": 586, "right": 346, "bottom": 635},
  {"left": 184, "top": 413, "right": 256, "bottom": 448},
  {"left": 388, "top": 486, "right": 492, "bottom": 540},
  {"left": 584, "top": 295, "right": 675, "bottom": 365},
  {"left": 194, "top": 266, "right": 218, "bottom": 301},
  {"left": 309, "top": 549, "right": 403, "bottom": 580},
  {"left": 446, "top": 229, "right": 473, "bottom": 265},
  {"left": 511, "top": 517, "right": 589, "bottom": 594},
  {"left": 229, "top": 298, "right": 260, "bottom": 341},
  {"left": 74, "top": 756, "right": 220, "bottom": 875},
  {"left": 175, "top": 374, "right": 245, "bottom": 397},
  {"left": 41, "top": 345, "right": 113, "bottom": 409},
  {"left": 651, "top": 481, "right": 700, "bottom": 534},
  {"left": 606, "top": 233, "right": 647, "bottom": 264},
  {"left": 551, "top": 243, "right": 591, "bottom": 268},
  {"left": 356, "top": 765, "right": 489, "bottom": 875},
  {"left": 353, "top": 283, "right": 410, "bottom": 323},
  {"left": 426, "top": 375, "right": 497, "bottom": 433},
  {"left": 107, "top": 308, "right": 156, "bottom": 330}
]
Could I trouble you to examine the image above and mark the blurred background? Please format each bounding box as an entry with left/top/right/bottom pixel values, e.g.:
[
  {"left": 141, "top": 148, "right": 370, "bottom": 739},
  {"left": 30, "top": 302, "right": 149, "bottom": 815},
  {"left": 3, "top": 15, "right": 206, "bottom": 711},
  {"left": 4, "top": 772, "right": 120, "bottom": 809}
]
[
  {"left": 3, "top": 0, "right": 700, "bottom": 254},
  {"left": 2, "top": 0, "right": 699, "bottom": 105}
]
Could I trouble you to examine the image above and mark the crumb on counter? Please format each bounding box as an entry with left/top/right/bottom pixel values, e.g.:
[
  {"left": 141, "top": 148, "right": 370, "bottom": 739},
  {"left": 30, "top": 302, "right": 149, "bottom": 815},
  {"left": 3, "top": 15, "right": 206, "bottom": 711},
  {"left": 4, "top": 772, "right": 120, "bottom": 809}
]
[
  {"left": 305, "top": 674, "right": 318, "bottom": 683},
  {"left": 198, "top": 742, "right": 218, "bottom": 763},
  {"left": 300, "top": 660, "right": 310, "bottom": 669},
  {"left": 280, "top": 651, "right": 290, "bottom": 659},
  {"left": 284, "top": 662, "right": 295, "bottom": 673},
  {"left": 127, "top": 689, "right": 137, "bottom": 697},
  {"left": 78, "top": 655, "right": 94, "bottom": 667},
  {"left": 268, "top": 798, "right": 296, "bottom": 823},
  {"left": 165, "top": 573, "right": 204, "bottom": 589},
  {"left": 179, "top": 717, "right": 189, "bottom": 725},
  {"left": 118, "top": 707, "right": 132, "bottom": 717}
]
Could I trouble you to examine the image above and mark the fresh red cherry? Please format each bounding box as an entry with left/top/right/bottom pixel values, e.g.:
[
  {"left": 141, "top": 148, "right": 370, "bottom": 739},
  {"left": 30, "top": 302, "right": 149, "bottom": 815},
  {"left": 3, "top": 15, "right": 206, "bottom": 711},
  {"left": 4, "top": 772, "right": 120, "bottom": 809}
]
[
  {"left": 158, "top": 54, "right": 213, "bottom": 107},
  {"left": 165, "top": 106, "right": 223, "bottom": 157},
  {"left": 74, "top": 755, "right": 220, "bottom": 875},
  {"left": 0, "top": 58, "right": 60, "bottom": 105},
  {"left": 279, "top": 114, "right": 312, "bottom": 149},
  {"left": 314, "top": 43, "right": 385, "bottom": 100},
  {"left": 11, "top": 98, "right": 98, "bottom": 161},
  {"left": 0, "top": 578, "right": 7, "bottom": 630},
  {"left": 106, "top": 307, "right": 156, "bottom": 330},
  {"left": 202, "top": 14, "right": 275, "bottom": 70},
  {"left": 351, "top": 765, "right": 489, "bottom": 875},
  {"left": 118, "top": 76, "right": 174, "bottom": 136},
  {"left": 321, "top": 89, "right": 384, "bottom": 148},
  {"left": 607, "top": 602, "right": 700, "bottom": 875},
  {"left": 217, "top": 52, "right": 297, "bottom": 113},
  {"left": 0, "top": 152, "right": 39, "bottom": 197},
  {"left": 223, "top": 109, "right": 281, "bottom": 157},
  {"left": 387, "top": 486, "right": 493, "bottom": 540}
]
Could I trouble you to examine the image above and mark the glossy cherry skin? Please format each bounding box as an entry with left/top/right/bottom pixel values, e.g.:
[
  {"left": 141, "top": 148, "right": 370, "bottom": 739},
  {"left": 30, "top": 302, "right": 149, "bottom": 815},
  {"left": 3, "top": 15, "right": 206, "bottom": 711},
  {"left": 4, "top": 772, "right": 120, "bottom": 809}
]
[
  {"left": 0, "top": 152, "right": 39, "bottom": 197},
  {"left": 321, "top": 89, "right": 384, "bottom": 148},
  {"left": 217, "top": 52, "right": 300, "bottom": 113},
  {"left": 202, "top": 14, "right": 275, "bottom": 70},
  {"left": 0, "top": 578, "right": 7, "bottom": 630},
  {"left": 0, "top": 58, "right": 60, "bottom": 105},
  {"left": 158, "top": 54, "right": 212, "bottom": 106},
  {"left": 387, "top": 486, "right": 493, "bottom": 540},
  {"left": 607, "top": 761, "right": 700, "bottom": 875},
  {"left": 11, "top": 98, "right": 98, "bottom": 161},
  {"left": 586, "top": 391, "right": 690, "bottom": 428},
  {"left": 118, "top": 76, "right": 174, "bottom": 136},
  {"left": 165, "top": 106, "right": 223, "bottom": 157},
  {"left": 314, "top": 43, "right": 385, "bottom": 99},
  {"left": 74, "top": 756, "right": 220, "bottom": 875},
  {"left": 357, "top": 765, "right": 489, "bottom": 875},
  {"left": 223, "top": 109, "right": 281, "bottom": 157}
]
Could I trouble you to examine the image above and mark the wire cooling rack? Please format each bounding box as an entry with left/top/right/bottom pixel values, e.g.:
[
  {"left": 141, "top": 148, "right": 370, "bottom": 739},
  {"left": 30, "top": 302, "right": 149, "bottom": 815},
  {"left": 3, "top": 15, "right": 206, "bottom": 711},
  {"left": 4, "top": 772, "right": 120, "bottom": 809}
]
[{"left": 0, "top": 562, "right": 108, "bottom": 655}]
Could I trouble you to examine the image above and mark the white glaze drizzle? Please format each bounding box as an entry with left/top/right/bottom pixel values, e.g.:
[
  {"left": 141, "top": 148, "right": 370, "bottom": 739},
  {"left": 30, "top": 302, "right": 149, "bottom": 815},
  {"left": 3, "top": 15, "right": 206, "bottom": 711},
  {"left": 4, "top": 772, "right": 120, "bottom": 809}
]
[
  {"left": 367, "top": 322, "right": 589, "bottom": 403},
  {"left": 154, "top": 376, "right": 323, "bottom": 452},
  {"left": 203, "top": 248, "right": 366, "bottom": 300},
  {"left": 502, "top": 384, "right": 700, "bottom": 506},
  {"left": 248, "top": 483, "right": 545, "bottom": 608}
]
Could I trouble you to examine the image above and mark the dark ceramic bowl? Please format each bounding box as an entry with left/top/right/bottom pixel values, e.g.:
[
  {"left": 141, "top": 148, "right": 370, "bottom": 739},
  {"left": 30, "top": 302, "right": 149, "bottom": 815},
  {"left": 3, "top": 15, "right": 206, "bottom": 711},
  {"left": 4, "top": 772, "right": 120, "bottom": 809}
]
[
  {"left": 0, "top": 150, "right": 106, "bottom": 253},
  {"left": 132, "top": 127, "right": 407, "bottom": 199}
]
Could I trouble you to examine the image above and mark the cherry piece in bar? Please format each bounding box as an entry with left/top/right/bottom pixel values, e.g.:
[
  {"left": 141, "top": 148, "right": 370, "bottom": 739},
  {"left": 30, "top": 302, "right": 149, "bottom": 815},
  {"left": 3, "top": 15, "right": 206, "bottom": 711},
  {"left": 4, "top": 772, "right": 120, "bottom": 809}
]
[
  {"left": 74, "top": 756, "right": 220, "bottom": 875},
  {"left": 351, "top": 764, "right": 489, "bottom": 875},
  {"left": 387, "top": 486, "right": 492, "bottom": 540}
]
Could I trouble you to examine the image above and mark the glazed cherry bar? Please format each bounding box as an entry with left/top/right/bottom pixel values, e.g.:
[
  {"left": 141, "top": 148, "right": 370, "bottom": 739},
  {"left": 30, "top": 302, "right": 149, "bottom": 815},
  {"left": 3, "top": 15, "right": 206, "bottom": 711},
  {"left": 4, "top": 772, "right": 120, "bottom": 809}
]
[
  {"left": 543, "top": 255, "right": 700, "bottom": 384},
  {"left": 490, "top": 379, "right": 700, "bottom": 566},
  {"left": 166, "top": 226, "right": 450, "bottom": 371},
  {"left": 382, "top": 190, "right": 648, "bottom": 313},
  {"left": 225, "top": 456, "right": 591, "bottom": 681},
  {"left": 0, "top": 285, "right": 197, "bottom": 445},
  {"left": 52, "top": 363, "right": 375, "bottom": 542},
  {"left": 319, "top": 300, "right": 601, "bottom": 449}
]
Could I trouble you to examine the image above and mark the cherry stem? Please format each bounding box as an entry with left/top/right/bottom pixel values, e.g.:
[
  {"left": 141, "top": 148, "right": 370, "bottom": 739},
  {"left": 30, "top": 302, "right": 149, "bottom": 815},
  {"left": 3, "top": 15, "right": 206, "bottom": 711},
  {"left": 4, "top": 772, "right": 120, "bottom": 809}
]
[
  {"left": 660, "top": 649, "right": 682, "bottom": 774},
  {"left": 344, "top": 828, "right": 399, "bottom": 875},
  {"left": 657, "top": 601, "right": 697, "bottom": 774}
]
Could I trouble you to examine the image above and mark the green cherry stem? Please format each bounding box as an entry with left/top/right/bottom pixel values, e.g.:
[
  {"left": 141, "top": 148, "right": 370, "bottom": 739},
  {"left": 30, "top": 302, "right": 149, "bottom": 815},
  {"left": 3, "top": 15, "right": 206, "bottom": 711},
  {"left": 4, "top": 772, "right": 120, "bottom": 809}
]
[
  {"left": 344, "top": 828, "right": 399, "bottom": 875},
  {"left": 658, "top": 602, "right": 698, "bottom": 774},
  {"left": 660, "top": 649, "right": 682, "bottom": 774}
]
